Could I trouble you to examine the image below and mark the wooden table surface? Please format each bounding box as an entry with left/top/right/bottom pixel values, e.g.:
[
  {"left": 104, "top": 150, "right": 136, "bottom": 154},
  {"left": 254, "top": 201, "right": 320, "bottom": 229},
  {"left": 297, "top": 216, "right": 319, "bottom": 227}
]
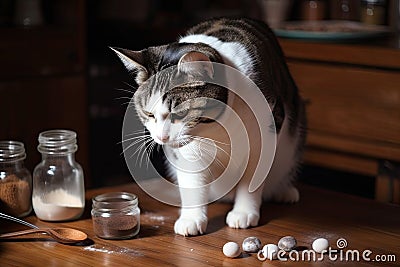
[{"left": 0, "top": 182, "right": 399, "bottom": 266}]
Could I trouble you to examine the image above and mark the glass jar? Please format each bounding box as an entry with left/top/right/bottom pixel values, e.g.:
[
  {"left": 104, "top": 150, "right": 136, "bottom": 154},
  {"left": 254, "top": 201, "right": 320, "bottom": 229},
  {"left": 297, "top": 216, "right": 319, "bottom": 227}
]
[
  {"left": 0, "top": 141, "right": 32, "bottom": 217},
  {"left": 32, "top": 130, "right": 85, "bottom": 221},
  {"left": 91, "top": 192, "right": 140, "bottom": 239},
  {"left": 301, "top": 0, "right": 327, "bottom": 21},
  {"left": 361, "top": 0, "right": 387, "bottom": 25},
  {"left": 330, "top": 0, "right": 360, "bottom": 21}
]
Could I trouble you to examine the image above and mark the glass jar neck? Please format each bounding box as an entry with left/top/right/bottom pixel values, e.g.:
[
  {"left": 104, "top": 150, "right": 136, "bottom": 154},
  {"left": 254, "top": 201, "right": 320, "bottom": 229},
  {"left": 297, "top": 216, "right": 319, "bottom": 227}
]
[
  {"left": 37, "top": 129, "right": 78, "bottom": 155},
  {"left": 0, "top": 141, "right": 26, "bottom": 163},
  {"left": 40, "top": 152, "right": 76, "bottom": 164}
]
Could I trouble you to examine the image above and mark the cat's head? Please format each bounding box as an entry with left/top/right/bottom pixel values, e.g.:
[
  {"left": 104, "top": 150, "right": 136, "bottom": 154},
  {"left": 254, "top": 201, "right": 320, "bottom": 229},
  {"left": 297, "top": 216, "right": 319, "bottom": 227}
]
[{"left": 112, "top": 43, "right": 227, "bottom": 146}]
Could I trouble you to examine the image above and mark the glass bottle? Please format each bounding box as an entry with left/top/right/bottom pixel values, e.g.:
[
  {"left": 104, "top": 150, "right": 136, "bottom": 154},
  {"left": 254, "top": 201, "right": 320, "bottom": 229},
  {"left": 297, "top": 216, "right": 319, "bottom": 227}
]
[
  {"left": 32, "top": 130, "right": 85, "bottom": 221},
  {"left": 0, "top": 141, "right": 32, "bottom": 217},
  {"left": 301, "top": 0, "right": 327, "bottom": 21},
  {"left": 330, "top": 0, "right": 360, "bottom": 21},
  {"left": 361, "top": 0, "right": 387, "bottom": 25},
  {"left": 91, "top": 192, "right": 140, "bottom": 239}
]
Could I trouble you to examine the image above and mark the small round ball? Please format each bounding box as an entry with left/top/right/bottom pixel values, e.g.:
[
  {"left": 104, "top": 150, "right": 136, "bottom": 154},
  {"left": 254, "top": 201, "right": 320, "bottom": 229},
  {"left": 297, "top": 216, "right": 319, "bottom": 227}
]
[
  {"left": 312, "top": 238, "right": 329, "bottom": 253},
  {"left": 242, "top": 236, "right": 262, "bottom": 253},
  {"left": 262, "top": 244, "right": 279, "bottom": 260},
  {"left": 278, "top": 236, "right": 297, "bottom": 252},
  {"left": 223, "top": 242, "right": 241, "bottom": 258}
]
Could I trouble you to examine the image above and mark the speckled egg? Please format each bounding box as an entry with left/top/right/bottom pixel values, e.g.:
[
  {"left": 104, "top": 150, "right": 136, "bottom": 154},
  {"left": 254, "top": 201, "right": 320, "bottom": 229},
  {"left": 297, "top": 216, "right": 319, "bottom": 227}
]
[
  {"left": 278, "top": 236, "right": 297, "bottom": 252},
  {"left": 312, "top": 238, "right": 329, "bottom": 253},
  {"left": 242, "top": 236, "right": 262, "bottom": 253},
  {"left": 223, "top": 242, "right": 241, "bottom": 258}
]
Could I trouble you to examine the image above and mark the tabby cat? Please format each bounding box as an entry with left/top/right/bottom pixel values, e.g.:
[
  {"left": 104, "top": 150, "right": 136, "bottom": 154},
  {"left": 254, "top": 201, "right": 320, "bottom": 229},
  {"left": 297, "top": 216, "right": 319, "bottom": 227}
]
[{"left": 112, "top": 17, "right": 306, "bottom": 236}]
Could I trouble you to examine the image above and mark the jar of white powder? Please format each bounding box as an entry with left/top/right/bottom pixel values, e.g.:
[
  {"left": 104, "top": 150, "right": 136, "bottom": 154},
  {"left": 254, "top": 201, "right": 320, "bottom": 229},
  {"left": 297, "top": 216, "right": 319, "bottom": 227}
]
[{"left": 32, "top": 130, "right": 85, "bottom": 221}]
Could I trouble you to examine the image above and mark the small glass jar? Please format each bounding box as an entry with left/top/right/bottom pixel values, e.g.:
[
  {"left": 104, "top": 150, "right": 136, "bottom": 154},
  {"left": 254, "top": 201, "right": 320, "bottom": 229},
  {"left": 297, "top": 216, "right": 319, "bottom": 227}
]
[
  {"left": 0, "top": 141, "right": 32, "bottom": 217},
  {"left": 330, "top": 0, "right": 360, "bottom": 21},
  {"left": 361, "top": 0, "right": 387, "bottom": 25},
  {"left": 32, "top": 130, "right": 85, "bottom": 221},
  {"left": 91, "top": 192, "right": 140, "bottom": 240},
  {"left": 301, "top": 0, "right": 327, "bottom": 21}
]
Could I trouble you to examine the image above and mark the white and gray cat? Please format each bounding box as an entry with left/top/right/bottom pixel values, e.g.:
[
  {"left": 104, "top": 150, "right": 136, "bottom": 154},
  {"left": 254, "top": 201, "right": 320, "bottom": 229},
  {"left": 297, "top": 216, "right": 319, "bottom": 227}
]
[{"left": 112, "top": 17, "right": 306, "bottom": 236}]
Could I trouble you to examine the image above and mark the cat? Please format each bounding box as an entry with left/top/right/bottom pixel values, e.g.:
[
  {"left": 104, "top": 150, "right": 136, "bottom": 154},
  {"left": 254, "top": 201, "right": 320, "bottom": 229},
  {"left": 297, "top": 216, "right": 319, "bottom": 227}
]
[{"left": 112, "top": 17, "right": 307, "bottom": 236}]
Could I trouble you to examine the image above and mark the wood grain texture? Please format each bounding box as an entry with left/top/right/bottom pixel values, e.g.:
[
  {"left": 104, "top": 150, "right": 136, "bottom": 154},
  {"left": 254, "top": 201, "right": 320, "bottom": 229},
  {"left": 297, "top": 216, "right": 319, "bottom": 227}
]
[
  {"left": 279, "top": 38, "right": 400, "bottom": 69},
  {"left": 0, "top": 182, "right": 399, "bottom": 266},
  {"left": 279, "top": 39, "right": 400, "bottom": 203},
  {"left": 288, "top": 62, "right": 400, "bottom": 149}
]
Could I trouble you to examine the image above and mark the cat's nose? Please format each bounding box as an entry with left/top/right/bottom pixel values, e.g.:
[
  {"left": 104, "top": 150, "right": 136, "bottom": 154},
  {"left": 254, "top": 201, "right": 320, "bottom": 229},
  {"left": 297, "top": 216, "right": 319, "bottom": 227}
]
[{"left": 158, "top": 135, "right": 170, "bottom": 143}]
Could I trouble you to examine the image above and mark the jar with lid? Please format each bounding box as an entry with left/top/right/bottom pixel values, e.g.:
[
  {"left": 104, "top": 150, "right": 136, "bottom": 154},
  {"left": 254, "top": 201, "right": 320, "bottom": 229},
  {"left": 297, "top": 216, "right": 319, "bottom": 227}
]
[
  {"left": 91, "top": 192, "right": 140, "bottom": 239},
  {"left": 0, "top": 141, "right": 32, "bottom": 217},
  {"left": 32, "top": 130, "right": 85, "bottom": 221},
  {"left": 361, "top": 0, "right": 387, "bottom": 25}
]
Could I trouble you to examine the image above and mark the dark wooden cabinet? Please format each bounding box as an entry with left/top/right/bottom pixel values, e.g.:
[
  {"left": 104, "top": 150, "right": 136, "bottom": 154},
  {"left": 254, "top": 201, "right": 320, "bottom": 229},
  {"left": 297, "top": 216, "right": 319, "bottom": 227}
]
[
  {"left": 0, "top": 0, "right": 89, "bottom": 186},
  {"left": 278, "top": 38, "right": 400, "bottom": 203}
]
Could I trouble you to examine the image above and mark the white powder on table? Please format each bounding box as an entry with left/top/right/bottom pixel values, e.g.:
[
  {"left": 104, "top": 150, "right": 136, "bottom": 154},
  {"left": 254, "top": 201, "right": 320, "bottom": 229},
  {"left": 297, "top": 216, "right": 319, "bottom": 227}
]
[{"left": 32, "top": 188, "right": 84, "bottom": 221}]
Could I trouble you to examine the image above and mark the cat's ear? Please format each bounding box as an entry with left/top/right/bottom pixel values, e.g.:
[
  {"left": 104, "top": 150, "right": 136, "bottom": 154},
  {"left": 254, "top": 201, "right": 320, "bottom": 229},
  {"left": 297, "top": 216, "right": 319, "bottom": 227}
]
[
  {"left": 177, "top": 51, "right": 214, "bottom": 78},
  {"left": 110, "top": 47, "right": 149, "bottom": 85}
]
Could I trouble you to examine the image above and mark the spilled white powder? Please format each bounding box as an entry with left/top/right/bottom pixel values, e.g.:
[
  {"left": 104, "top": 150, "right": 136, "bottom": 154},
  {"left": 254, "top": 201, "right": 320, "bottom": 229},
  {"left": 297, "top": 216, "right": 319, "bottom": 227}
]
[
  {"left": 149, "top": 215, "right": 167, "bottom": 222},
  {"left": 32, "top": 189, "right": 84, "bottom": 221},
  {"left": 83, "top": 245, "right": 143, "bottom": 257}
]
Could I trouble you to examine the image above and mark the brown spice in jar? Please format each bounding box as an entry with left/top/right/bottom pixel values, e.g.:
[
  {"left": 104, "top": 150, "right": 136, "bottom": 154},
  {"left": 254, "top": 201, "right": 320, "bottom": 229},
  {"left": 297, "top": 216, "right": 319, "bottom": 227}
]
[
  {"left": 93, "top": 215, "right": 139, "bottom": 239},
  {"left": 0, "top": 174, "right": 31, "bottom": 216}
]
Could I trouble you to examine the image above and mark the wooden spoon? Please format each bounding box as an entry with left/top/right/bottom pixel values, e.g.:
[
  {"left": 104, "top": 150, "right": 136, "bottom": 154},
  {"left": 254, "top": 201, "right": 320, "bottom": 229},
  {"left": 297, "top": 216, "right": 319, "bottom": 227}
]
[{"left": 0, "top": 228, "right": 88, "bottom": 244}]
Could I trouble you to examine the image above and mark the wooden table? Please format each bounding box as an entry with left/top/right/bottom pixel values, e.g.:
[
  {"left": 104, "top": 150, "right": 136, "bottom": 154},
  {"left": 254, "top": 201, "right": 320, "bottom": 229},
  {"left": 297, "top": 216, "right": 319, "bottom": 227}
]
[{"left": 1, "top": 182, "right": 399, "bottom": 266}]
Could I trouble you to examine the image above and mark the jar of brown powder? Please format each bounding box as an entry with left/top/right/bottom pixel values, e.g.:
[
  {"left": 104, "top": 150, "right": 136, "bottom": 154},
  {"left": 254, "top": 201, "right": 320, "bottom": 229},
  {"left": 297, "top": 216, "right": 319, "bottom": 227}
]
[
  {"left": 91, "top": 192, "right": 140, "bottom": 239},
  {"left": 0, "top": 141, "right": 32, "bottom": 217}
]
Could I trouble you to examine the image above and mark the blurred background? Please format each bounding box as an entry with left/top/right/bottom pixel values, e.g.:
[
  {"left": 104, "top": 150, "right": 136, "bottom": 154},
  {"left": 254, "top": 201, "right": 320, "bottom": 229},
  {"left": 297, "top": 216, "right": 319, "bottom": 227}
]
[{"left": 1, "top": 0, "right": 399, "bottom": 203}]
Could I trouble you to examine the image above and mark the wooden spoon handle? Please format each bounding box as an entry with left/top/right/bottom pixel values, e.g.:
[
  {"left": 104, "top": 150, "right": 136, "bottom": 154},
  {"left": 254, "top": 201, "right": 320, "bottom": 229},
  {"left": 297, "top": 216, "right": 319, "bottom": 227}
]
[{"left": 0, "top": 229, "right": 45, "bottom": 238}]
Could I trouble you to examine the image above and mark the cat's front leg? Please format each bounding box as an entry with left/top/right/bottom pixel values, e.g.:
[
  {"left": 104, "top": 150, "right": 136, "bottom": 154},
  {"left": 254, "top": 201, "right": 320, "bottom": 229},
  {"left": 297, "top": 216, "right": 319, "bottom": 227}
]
[
  {"left": 226, "top": 179, "right": 263, "bottom": 229},
  {"left": 174, "top": 171, "right": 209, "bottom": 236},
  {"left": 174, "top": 205, "right": 208, "bottom": 236}
]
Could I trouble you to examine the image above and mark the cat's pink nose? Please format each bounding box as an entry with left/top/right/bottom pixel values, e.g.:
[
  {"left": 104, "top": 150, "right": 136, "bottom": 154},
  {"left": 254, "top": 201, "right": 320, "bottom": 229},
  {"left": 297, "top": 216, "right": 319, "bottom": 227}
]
[{"left": 158, "top": 135, "right": 170, "bottom": 143}]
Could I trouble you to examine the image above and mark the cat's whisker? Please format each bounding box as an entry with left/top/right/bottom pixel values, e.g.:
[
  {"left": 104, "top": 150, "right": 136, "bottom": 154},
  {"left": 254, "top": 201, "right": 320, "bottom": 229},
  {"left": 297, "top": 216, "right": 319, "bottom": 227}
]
[
  {"left": 123, "top": 129, "right": 148, "bottom": 137},
  {"left": 190, "top": 136, "right": 231, "bottom": 159},
  {"left": 116, "top": 86, "right": 135, "bottom": 94},
  {"left": 144, "top": 141, "right": 156, "bottom": 168},
  {"left": 121, "top": 135, "right": 152, "bottom": 156},
  {"left": 120, "top": 101, "right": 134, "bottom": 107},
  {"left": 122, "top": 135, "right": 151, "bottom": 147},
  {"left": 115, "top": 96, "right": 133, "bottom": 101},
  {"left": 136, "top": 142, "right": 148, "bottom": 165},
  {"left": 198, "top": 144, "right": 227, "bottom": 171},
  {"left": 119, "top": 135, "right": 150, "bottom": 145},
  {"left": 137, "top": 139, "right": 153, "bottom": 166},
  {"left": 122, "top": 82, "right": 137, "bottom": 90},
  {"left": 206, "top": 149, "right": 226, "bottom": 170}
]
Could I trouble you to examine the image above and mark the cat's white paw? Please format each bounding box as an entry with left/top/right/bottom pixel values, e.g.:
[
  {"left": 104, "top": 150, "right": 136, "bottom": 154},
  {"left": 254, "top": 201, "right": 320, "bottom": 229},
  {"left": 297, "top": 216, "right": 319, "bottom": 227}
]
[
  {"left": 174, "top": 216, "right": 208, "bottom": 236},
  {"left": 272, "top": 186, "right": 300, "bottom": 203},
  {"left": 226, "top": 210, "right": 260, "bottom": 229}
]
